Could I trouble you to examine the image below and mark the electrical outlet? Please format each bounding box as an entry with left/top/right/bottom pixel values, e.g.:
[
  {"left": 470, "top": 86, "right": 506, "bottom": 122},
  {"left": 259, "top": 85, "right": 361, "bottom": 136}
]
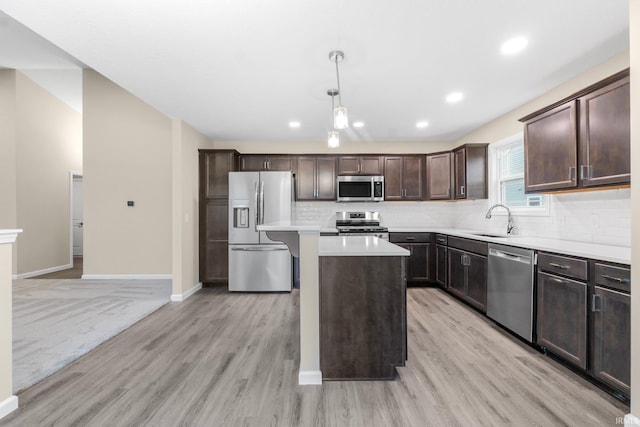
[{"left": 127, "top": 201, "right": 134, "bottom": 207}]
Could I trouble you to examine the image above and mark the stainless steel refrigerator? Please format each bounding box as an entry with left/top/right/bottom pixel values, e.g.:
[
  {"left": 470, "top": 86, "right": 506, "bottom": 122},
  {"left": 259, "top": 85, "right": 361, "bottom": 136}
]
[{"left": 228, "top": 171, "right": 293, "bottom": 292}]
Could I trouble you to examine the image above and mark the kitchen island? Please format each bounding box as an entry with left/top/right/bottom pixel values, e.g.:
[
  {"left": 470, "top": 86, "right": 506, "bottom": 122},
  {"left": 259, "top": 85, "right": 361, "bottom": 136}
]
[
  {"left": 257, "top": 222, "right": 409, "bottom": 384},
  {"left": 319, "top": 236, "right": 409, "bottom": 380}
]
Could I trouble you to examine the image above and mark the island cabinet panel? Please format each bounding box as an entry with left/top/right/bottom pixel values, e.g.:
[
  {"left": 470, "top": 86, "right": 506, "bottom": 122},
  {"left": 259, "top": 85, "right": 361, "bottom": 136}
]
[
  {"left": 337, "top": 156, "right": 383, "bottom": 175},
  {"left": 199, "top": 150, "right": 239, "bottom": 284},
  {"left": 320, "top": 256, "right": 406, "bottom": 380},
  {"left": 536, "top": 271, "right": 587, "bottom": 369},
  {"left": 426, "top": 152, "right": 453, "bottom": 200},
  {"left": 578, "top": 76, "right": 630, "bottom": 187}
]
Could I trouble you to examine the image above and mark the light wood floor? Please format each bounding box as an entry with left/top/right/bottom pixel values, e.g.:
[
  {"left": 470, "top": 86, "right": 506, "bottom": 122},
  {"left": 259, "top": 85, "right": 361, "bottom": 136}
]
[
  {"left": 33, "top": 257, "right": 83, "bottom": 279},
  {"left": 0, "top": 287, "right": 628, "bottom": 426}
]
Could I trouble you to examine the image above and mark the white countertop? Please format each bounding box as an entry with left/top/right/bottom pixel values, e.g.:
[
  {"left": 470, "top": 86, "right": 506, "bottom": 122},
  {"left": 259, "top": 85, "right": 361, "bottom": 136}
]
[
  {"left": 257, "top": 220, "right": 321, "bottom": 232},
  {"left": 319, "top": 236, "right": 410, "bottom": 257},
  {"left": 388, "top": 227, "right": 630, "bottom": 265}
]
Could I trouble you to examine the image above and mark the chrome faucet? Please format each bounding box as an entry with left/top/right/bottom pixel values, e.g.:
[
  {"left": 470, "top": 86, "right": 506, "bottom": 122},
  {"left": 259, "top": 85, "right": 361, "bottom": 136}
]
[{"left": 485, "top": 204, "right": 514, "bottom": 235}]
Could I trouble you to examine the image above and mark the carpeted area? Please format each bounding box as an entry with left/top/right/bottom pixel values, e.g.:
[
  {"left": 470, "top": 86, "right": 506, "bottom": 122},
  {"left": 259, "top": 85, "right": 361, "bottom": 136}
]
[{"left": 12, "top": 278, "right": 171, "bottom": 392}]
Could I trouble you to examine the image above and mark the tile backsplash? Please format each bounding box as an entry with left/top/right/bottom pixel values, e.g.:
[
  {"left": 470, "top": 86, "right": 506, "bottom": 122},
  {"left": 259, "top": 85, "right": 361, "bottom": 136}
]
[
  {"left": 452, "top": 188, "right": 630, "bottom": 247},
  {"left": 294, "top": 188, "right": 630, "bottom": 247}
]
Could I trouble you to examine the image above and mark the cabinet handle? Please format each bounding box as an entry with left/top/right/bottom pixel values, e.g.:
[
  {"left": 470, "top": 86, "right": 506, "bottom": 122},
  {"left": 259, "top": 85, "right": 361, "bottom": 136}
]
[
  {"left": 601, "top": 274, "right": 627, "bottom": 283},
  {"left": 549, "top": 262, "right": 570, "bottom": 270},
  {"left": 568, "top": 166, "right": 575, "bottom": 181},
  {"left": 460, "top": 185, "right": 465, "bottom": 196},
  {"left": 405, "top": 237, "right": 416, "bottom": 241},
  {"left": 592, "top": 294, "right": 601, "bottom": 312},
  {"left": 580, "top": 164, "right": 592, "bottom": 180}
]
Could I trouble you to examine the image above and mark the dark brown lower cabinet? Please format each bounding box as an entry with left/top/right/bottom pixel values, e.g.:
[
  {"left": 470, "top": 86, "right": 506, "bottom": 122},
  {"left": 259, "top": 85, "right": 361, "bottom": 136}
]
[
  {"left": 320, "top": 256, "right": 407, "bottom": 380},
  {"left": 435, "top": 244, "right": 447, "bottom": 288},
  {"left": 397, "top": 243, "right": 431, "bottom": 284},
  {"left": 536, "top": 271, "right": 587, "bottom": 369},
  {"left": 591, "top": 286, "right": 630, "bottom": 395},
  {"left": 447, "top": 246, "right": 486, "bottom": 312}
]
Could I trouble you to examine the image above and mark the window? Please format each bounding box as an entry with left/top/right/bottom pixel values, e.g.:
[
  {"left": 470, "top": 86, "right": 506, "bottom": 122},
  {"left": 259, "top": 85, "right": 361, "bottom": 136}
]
[{"left": 490, "top": 133, "right": 548, "bottom": 215}]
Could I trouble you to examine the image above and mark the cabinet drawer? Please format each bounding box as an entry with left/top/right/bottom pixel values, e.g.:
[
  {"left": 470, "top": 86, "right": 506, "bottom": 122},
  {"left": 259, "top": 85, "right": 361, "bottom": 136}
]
[
  {"left": 389, "top": 233, "right": 431, "bottom": 243},
  {"left": 447, "top": 236, "right": 487, "bottom": 256},
  {"left": 435, "top": 234, "right": 447, "bottom": 245},
  {"left": 594, "top": 262, "right": 630, "bottom": 293},
  {"left": 538, "top": 252, "right": 587, "bottom": 281}
]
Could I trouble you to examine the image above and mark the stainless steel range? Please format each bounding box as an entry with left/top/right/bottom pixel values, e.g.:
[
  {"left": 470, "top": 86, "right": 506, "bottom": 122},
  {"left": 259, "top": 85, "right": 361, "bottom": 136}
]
[{"left": 335, "top": 211, "right": 389, "bottom": 240}]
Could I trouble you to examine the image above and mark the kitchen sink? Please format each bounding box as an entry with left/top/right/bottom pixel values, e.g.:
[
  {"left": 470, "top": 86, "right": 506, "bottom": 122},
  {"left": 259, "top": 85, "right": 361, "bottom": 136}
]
[{"left": 469, "top": 232, "right": 508, "bottom": 238}]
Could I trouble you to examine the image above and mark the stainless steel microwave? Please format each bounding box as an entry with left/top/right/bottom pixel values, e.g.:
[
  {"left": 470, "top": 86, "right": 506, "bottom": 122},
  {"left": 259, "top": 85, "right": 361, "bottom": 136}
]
[{"left": 337, "top": 175, "right": 384, "bottom": 202}]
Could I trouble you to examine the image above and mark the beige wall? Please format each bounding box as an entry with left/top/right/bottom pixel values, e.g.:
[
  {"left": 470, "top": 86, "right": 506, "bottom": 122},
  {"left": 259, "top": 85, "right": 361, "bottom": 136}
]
[
  {"left": 0, "top": 71, "right": 18, "bottom": 274},
  {"left": 83, "top": 70, "right": 172, "bottom": 276},
  {"left": 630, "top": 0, "right": 639, "bottom": 418},
  {"left": 454, "top": 52, "right": 630, "bottom": 145},
  {"left": 212, "top": 140, "right": 456, "bottom": 154},
  {"left": 14, "top": 72, "right": 82, "bottom": 275},
  {"left": 172, "top": 120, "right": 213, "bottom": 296}
]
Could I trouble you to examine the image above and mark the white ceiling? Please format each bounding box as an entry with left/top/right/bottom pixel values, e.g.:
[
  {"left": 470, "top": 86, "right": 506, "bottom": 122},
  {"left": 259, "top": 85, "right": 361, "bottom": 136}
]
[{"left": 0, "top": 1, "right": 629, "bottom": 143}]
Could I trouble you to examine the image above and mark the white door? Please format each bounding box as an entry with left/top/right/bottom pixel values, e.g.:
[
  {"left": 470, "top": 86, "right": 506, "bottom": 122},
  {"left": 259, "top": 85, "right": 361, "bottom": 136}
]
[{"left": 72, "top": 176, "right": 83, "bottom": 256}]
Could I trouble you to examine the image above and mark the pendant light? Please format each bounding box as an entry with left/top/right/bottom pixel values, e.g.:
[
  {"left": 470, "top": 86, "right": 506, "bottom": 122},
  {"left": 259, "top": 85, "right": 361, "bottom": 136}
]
[
  {"left": 329, "top": 50, "right": 348, "bottom": 129},
  {"left": 327, "top": 89, "right": 340, "bottom": 148}
]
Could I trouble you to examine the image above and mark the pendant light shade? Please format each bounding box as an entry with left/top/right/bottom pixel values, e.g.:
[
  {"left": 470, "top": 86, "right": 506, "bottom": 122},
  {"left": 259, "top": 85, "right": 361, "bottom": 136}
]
[
  {"left": 327, "top": 89, "right": 340, "bottom": 148},
  {"left": 328, "top": 130, "right": 340, "bottom": 148},
  {"left": 329, "top": 50, "right": 349, "bottom": 129},
  {"left": 333, "top": 106, "right": 348, "bottom": 130}
]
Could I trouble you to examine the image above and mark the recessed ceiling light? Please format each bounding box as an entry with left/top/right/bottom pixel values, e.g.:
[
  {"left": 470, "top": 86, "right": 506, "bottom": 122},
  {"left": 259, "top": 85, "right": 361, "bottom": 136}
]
[
  {"left": 289, "top": 121, "right": 301, "bottom": 128},
  {"left": 416, "top": 121, "right": 429, "bottom": 129},
  {"left": 446, "top": 92, "right": 464, "bottom": 103},
  {"left": 353, "top": 121, "right": 364, "bottom": 128},
  {"left": 501, "top": 36, "right": 528, "bottom": 55}
]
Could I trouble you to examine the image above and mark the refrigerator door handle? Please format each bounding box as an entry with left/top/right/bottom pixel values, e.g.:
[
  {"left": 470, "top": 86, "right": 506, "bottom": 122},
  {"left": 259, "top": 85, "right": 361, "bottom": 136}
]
[
  {"left": 254, "top": 181, "right": 259, "bottom": 231},
  {"left": 259, "top": 181, "right": 265, "bottom": 225}
]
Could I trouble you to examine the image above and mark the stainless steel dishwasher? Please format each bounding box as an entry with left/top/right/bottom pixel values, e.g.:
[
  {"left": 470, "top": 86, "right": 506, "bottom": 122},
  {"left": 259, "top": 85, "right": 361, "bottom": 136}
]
[{"left": 487, "top": 243, "right": 535, "bottom": 342}]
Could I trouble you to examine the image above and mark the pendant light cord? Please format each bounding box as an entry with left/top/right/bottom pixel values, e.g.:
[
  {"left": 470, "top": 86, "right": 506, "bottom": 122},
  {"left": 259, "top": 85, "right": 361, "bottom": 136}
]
[{"left": 335, "top": 59, "right": 342, "bottom": 106}]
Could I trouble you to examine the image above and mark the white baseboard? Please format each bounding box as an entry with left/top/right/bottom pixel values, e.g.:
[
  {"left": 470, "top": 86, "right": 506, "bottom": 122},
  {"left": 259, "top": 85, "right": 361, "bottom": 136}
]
[
  {"left": 0, "top": 395, "right": 18, "bottom": 420},
  {"left": 171, "top": 282, "right": 202, "bottom": 302},
  {"left": 14, "top": 263, "right": 73, "bottom": 280},
  {"left": 298, "top": 370, "right": 322, "bottom": 385},
  {"left": 626, "top": 414, "right": 640, "bottom": 427},
  {"left": 81, "top": 274, "right": 172, "bottom": 280}
]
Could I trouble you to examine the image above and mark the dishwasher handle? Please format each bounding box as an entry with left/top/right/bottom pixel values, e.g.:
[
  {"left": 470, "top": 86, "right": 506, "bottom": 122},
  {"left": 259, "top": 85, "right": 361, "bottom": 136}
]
[{"left": 489, "top": 248, "right": 531, "bottom": 265}]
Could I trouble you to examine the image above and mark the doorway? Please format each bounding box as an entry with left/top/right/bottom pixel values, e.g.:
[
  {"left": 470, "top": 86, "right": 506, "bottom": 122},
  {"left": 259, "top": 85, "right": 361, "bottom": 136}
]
[{"left": 70, "top": 172, "right": 83, "bottom": 277}]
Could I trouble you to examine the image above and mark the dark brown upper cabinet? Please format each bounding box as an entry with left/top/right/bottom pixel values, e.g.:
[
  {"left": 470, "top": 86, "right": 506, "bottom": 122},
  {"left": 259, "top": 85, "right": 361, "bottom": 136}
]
[
  {"left": 521, "top": 69, "right": 629, "bottom": 193},
  {"left": 453, "top": 144, "right": 488, "bottom": 200},
  {"left": 239, "top": 155, "right": 295, "bottom": 173},
  {"left": 296, "top": 156, "right": 337, "bottom": 201},
  {"left": 337, "top": 156, "right": 384, "bottom": 175},
  {"left": 426, "top": 152, "right": 453, "bottom": 200},
  {"left": 523, "top": 101, "right": 578, "bottom": 192},
  {"left": 384, "top": 156, "right": 425, "bottom": 201},
  {"left": 579, "top": 75, "right": 630, "bottom": 187}
]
